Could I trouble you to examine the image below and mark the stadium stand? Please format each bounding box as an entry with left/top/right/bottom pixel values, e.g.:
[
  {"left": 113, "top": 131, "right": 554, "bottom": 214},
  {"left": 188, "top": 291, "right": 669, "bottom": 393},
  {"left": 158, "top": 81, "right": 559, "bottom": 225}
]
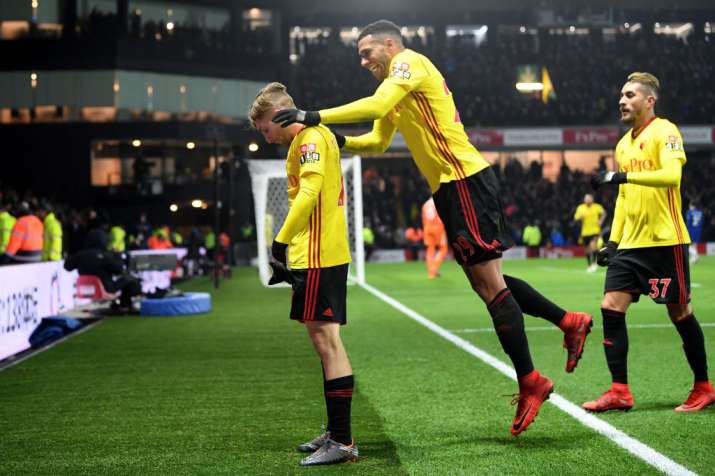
[
  {"left": 289, "top": 31, "right": 715, "bottom": 127},
  {"left": 359, "top": 153, "right": 714, "bottom": 250}
]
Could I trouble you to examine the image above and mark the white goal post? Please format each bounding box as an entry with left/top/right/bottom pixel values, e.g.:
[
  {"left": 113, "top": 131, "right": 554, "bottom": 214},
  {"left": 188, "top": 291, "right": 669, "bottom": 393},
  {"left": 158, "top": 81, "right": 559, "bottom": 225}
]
[{"left": 247, "top": 155, "right": 365, "bottom": 287}]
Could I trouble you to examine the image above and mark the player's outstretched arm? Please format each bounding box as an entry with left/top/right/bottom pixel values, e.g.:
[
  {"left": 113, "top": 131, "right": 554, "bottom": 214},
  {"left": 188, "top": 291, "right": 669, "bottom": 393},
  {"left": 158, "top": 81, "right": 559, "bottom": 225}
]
[
  {"left": 320, "top": 81, "right": 406, "bottom": 124},
  {"left": 341, "top": 116, "right": 397, "bottom": 153},
  {"left": 273, "top": 81, "right": 407, "bottom": 128},
  {"left": 591, "top": 156, "right": 683, "bottom": 189},
  {"left": 272, "top": 109, "right": 321, "bottom": 128}
]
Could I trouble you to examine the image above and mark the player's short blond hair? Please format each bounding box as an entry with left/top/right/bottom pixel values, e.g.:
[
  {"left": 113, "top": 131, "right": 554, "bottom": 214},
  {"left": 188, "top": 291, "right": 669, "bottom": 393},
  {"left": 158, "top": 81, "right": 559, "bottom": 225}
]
[
  {"left": 627, "top": 72, "right": 660, "bottom": 99},
  {"left": 248, "top": 82, "right": 295, "bottom": 129}
]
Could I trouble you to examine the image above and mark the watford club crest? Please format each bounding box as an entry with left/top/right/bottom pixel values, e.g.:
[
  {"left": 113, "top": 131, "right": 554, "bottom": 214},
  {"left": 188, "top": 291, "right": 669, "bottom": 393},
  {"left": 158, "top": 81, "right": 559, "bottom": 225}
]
[{"left": 391, "top": 62, "right": 411, "bottom": 79}]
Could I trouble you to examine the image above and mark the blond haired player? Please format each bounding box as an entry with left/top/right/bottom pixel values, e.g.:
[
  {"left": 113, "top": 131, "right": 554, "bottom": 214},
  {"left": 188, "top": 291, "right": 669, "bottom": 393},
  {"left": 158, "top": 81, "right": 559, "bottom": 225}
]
[
  {"left": 273, "top": 20, "right": 593, "bottom": 436},
  {"left": 250, "top": 83, "right": 358, "bottom": 465},
  {"left": 587, "top": 72, "right": 715, "bottom": 412}
]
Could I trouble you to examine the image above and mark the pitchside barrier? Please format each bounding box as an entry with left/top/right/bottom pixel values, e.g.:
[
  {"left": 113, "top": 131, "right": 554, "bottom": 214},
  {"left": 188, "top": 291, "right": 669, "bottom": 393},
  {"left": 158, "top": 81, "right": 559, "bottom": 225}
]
[{"left": 0, "top": 248, "right": 188, "bottom": 361}]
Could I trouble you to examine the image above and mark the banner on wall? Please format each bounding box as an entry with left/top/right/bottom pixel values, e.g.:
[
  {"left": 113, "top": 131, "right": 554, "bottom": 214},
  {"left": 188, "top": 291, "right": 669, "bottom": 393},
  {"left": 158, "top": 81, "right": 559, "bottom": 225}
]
[
  {"left": 563, "top": 127, "right": 620, "bottom": 146},
  {"left": 503, "top": 128, "right": 564, "bottom": 147},
  {"left": 0, "top": 261, "right": 79, "bottom": 361}
]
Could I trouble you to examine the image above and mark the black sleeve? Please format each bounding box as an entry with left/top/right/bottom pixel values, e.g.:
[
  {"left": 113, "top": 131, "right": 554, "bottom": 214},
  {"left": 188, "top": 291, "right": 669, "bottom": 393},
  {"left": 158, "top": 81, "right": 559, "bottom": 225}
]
[
  {"left": 64, "top": 253, "right": 78, "bottom": 271},
  {"left": 102, "top": 254, "right": 125, "bottom": 275}
]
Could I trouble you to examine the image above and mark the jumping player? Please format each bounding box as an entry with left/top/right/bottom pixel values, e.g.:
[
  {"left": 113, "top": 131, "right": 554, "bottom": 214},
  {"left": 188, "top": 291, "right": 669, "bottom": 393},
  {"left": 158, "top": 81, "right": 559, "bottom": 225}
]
[{"left": 272, "top": 20, "right": 593, "bottom": 435}]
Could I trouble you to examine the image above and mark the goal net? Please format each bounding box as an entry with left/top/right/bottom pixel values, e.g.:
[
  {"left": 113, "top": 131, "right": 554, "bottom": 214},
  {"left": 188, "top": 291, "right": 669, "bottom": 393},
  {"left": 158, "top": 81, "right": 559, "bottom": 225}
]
[{"left": 247, "top": 155, "right": 365, "bottom": 287}]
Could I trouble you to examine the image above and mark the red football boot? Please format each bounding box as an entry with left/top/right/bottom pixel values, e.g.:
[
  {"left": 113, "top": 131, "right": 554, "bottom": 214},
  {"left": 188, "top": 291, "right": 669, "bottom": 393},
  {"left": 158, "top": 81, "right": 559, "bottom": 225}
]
[
  {"left": 582, "top": 383, "right": 634, "bottom": 412},
  {"left": 560, "top": 311, "right": 593, "bottom": 373},
  {"left": 675, "top": 381, "right": 715, "bottom": 412},
  {"left": 511, "top": 370, "right": 554, "bottom": 436}
]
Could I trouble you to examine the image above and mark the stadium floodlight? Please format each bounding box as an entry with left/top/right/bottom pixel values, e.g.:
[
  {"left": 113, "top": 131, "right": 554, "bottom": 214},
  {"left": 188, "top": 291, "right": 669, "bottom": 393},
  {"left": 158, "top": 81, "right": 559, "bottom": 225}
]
[
  {"left": 132, "top": 139, "right": 141, "bottom": 147},
  {"left": 169, "top": 204, "right": 178, "bottom": 212},
  {"left": 248, "top": 155, "right": 365, "bottom": 287},
  {"left": 516, "top": 82, "right": 544, "bottom": 92},
  {"left": 186, "top": 141, "right": 195, "bottom": 150},
  {"left": 191, "top": 199, "right": 202, "bottom": 208},
  {"left": 248, "top": 142, "right": 259, "bottom": 152}
]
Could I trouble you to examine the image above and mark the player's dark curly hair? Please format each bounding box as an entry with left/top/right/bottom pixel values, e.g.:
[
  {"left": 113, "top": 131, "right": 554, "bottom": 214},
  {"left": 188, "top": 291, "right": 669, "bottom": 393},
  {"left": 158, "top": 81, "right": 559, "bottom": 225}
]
[{"left": 358, "top": 19, "right": 403, "bottom": 43}]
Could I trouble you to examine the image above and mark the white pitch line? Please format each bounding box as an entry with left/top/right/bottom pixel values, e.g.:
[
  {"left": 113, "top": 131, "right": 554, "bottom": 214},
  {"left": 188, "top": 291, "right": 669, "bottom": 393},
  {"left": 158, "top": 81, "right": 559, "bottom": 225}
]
[
  {"left": 453, "top": 322, "right": 715, "bottom": 334},
  {"left": 359, "top": 281, "right": 697, "bottom": 476}
]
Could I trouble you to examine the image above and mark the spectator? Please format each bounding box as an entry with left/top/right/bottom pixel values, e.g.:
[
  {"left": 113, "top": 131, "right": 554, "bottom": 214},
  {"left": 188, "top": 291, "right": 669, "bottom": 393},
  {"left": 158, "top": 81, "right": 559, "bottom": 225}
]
[
  {"left": 362, "top": 225, "right": 375, "bottom": 261},
  {"left": 522, "top": 219, "right": 542, "bottom": 258},
  {"left": 64, "top": 229, "right": 142, "bottom": 312},
  {"left": 38, "top": 201, "right": 63, "bottom": 261},
  {"left": 147, "top": 227, "right": 172, "bottom": 249},
  {"left": 109, "top": 224, "right": 126, "bottom": 252},
  {"left": 131, "top": 212, "right": 151, "bottom": 249},
  {"left": 1, "top": 201, "right": 43, "bottom": 265},
  {"left": 0, "top": 201, "right": 16, "bottom": 254}
]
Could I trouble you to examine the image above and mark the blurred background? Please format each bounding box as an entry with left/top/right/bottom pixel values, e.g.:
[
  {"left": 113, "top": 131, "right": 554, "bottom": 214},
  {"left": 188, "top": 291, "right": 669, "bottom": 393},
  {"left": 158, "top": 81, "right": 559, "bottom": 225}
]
[{"left": 1, "top": 0, "right": 714, "bottom": 264}]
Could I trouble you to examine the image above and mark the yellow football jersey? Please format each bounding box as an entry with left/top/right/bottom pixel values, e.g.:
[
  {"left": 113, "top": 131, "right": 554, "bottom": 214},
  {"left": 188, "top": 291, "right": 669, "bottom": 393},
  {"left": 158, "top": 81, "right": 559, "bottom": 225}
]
[
  {"left": 284, "top": 125, "right": 351, "bottom": 269},
  {"left": 612, "top": 117, "right": 690, "bottom": 249},
  {"left": 383, "top": 49, "right": 489, "bottom": 191},
  {"left": 322, "top": 49, "right": 489, "bottom": 192},
  {"left": 574, "top": 203, "right": 605, "bottom": 237}
]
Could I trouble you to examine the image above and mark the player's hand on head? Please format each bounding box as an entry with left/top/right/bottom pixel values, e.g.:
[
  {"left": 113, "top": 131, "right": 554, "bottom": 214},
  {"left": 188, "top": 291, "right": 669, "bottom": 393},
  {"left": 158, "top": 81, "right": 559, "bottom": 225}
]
[
  {"left": 590, "top": 171, "right": 627, "bottom": 190},
  {"left": 268, "top": 260, "right": 293, "bottom": 285},
  {"left": 596, "top": 241, "right": 618, "bottom": 267},
  {"left": 271, "top": 240, "right": 288, "bottom": 266},
  {"left": 272, "top": 109, "right": 321, "bottom": 128}
]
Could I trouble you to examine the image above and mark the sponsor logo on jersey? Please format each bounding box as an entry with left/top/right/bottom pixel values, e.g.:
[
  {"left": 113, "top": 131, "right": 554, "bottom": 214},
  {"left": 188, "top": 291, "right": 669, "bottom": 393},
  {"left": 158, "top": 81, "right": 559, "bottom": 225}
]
[
  {"left": 665, "top": 135, "right": 683, "bottom": 151},
  {"left": 621, "top": 158, "right": 655, "bottom": 172},
  {"left": 391, "top": 62, "right": 411, "bottom": 79},
  {"left": 299, "top": 143, "right": 320, "bottom": 164}
]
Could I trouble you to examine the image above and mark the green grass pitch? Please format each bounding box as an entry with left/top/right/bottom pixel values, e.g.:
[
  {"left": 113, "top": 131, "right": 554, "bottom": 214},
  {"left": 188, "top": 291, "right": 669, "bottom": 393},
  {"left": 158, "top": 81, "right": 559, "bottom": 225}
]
[{"left": 1, "top": 257, "right": 714, "bottom": 475}]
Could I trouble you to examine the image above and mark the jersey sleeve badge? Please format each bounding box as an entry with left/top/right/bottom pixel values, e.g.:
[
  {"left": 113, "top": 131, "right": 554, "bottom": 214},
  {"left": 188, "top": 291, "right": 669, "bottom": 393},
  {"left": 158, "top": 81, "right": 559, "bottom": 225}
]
[
  {"left": 391, "top": 62, "right": 411, "bottom": 79},
  {"left": 299, "top": 143, "right": 320, "bottom": 165},
  {"left": 664, "top": 135, "right": 683, "bottom": 151}
]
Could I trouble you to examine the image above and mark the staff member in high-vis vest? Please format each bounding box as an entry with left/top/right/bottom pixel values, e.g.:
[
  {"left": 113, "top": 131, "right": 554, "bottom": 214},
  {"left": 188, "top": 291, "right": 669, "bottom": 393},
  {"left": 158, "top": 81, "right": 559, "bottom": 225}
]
[
  {"left": 1, "top": 202, "right": 43, "bottom": 264},
  {"left": 109, "top": 225, "right": 127, "bottom": 252},
  {"left": 39, "top": 203, "right": 63, "bottom": 261},
  {"left": 0, "top": 202, "right": 16, "bottom": 254}
]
